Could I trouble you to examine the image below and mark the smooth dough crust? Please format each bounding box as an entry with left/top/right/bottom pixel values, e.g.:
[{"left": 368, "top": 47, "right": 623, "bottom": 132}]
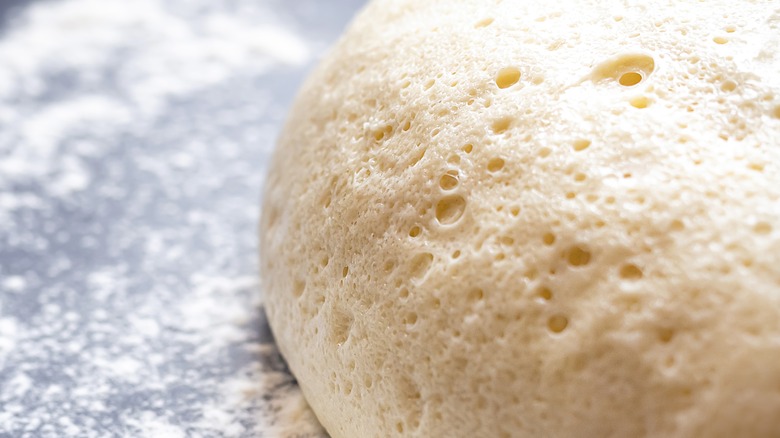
[{"left": 260, "top": 1, "right": 780, "bottom": 436}]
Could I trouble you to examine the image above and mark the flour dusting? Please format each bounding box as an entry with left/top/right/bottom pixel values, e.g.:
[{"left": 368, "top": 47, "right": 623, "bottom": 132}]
[{"left": 0, "top": 0, "right": 343, "bottom": 436}]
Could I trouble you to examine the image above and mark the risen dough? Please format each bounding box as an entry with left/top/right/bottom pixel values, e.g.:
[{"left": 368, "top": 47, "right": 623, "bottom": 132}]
[{"left": 260, "top": 1, "right": 780, "bottom": 436}]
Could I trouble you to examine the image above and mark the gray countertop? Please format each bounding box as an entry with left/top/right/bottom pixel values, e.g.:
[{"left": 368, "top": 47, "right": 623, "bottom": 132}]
[{"left": 0, "top": 0, "right": 365, "bottom": 436}]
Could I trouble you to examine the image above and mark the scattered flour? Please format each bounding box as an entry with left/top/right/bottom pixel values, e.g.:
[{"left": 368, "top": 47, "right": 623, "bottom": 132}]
[
  {"left": 0, "top": 0, "right": 335, "bottom": 436},
  {"left": 0, "top": 0, "right": 308, "bottom": 202}
]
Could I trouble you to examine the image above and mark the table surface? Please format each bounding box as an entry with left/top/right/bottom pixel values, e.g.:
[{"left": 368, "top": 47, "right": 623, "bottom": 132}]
[{"left": 0, "top": 0, "right": 366, "bottom": 436}]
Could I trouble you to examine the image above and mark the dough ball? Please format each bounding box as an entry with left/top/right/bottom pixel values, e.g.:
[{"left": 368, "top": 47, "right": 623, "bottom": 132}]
[{"left": 260, "top": 1, "right": 780, "bottom": 436}]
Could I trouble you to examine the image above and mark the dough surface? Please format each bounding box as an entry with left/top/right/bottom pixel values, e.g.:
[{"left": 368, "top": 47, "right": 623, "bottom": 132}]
[{"left": 260, "top": 1, "right": 780, "bottom": 436}]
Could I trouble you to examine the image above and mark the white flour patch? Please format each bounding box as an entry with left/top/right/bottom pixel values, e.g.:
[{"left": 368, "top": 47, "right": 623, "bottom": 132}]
[
  {"left": 0, "top": 0, "right": 334, "bottom": 436},
  {"left": 0, "top": 0, "right": 308, "bottom": 199}
]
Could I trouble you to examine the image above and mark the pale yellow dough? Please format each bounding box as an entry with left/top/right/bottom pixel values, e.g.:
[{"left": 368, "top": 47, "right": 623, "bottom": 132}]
[{"left": 260, "top": 1, "right": 780, "bottom": 436}]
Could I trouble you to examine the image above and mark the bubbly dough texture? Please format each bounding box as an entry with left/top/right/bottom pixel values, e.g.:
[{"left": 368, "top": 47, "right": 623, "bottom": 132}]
[{"left": 260, "top": 1, "right": 780, "bottom": 436}]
